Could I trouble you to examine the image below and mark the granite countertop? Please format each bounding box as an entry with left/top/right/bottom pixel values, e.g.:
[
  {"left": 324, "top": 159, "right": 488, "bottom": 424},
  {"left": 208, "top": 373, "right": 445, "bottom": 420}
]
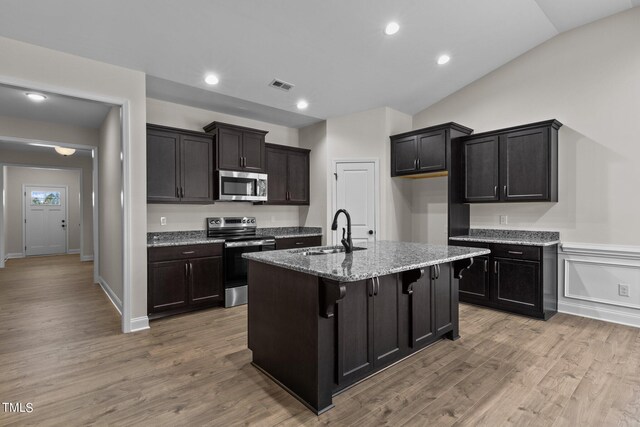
[
  {"left": 243, "top": 241, "right": 490, "bottom": 282},
  {"left": 147, "top": 226, "right": 323, "bottom": 247},
  {"left": 147, "top": 231, "right": 224, "bottom": 248},
  {"left": 449, "top": 228, "right": 560, "bottom": 247},
  {"left": 256, "top": 227, "right": 322, "bottom": 239}
]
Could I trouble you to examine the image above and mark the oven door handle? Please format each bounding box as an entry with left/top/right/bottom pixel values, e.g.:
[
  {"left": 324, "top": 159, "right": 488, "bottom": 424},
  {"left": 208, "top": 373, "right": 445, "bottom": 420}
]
[{"left": 225, "top": 239, "right": 276, "bottom": 248}]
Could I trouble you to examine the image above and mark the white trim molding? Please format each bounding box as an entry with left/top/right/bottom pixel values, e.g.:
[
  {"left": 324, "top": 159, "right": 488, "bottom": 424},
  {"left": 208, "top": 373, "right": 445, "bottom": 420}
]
[
  {"left": 561, "top": 242, "right": 640, "bottom": 260},
  {"left": 97, "top": 275, "right": 123, "bottom": 315},
  {"left": 5, "top": 252, "right": 25, "bottom": 259},
  {"left": 81, "top": 255, "right": 94, "bottom": 262},
  {"left": 559, "top": 242, "right": 640, "bottom": 328},
  {"left": 68, "top": 248, "right": 80, "bottom": 254},
  {"left": 130, "top": 316, "right": 150, "bottom": 332}
]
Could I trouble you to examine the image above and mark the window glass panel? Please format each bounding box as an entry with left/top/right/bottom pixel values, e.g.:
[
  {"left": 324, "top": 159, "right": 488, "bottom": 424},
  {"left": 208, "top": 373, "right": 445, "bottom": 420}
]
[{"left": 31, "top": 191, "right": 61, "bottom": 205}]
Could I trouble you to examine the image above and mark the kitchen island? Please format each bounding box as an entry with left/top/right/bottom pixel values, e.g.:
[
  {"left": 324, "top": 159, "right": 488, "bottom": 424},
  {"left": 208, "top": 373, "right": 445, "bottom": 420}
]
[{"left": 243, "top": 241, "right": 490, "bottom": 414}]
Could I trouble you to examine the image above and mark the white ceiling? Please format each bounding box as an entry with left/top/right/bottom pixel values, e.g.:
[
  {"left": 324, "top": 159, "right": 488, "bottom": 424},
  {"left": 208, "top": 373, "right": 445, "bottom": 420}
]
[
  {"left": 0, "top": 83, "right": 113, "bottom": 129},
  {"left": 0, "top": 0, "right": 637, "bottom": 128}
]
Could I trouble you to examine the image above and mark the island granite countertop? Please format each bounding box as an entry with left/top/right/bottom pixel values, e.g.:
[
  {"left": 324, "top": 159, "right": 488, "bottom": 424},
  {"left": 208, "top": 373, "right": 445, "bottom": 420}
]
[
  {"left": 449, "top": 228, "right": 560, "bottom": 247},
  {"left": 243, "top": 240, "right": 490, "bottom": 282}
]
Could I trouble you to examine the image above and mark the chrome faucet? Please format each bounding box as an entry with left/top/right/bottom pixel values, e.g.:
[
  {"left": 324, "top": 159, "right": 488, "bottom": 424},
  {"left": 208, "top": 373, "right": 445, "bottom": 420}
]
[{"left": 331, "top": 209, "right": 353, "bottom": 253}]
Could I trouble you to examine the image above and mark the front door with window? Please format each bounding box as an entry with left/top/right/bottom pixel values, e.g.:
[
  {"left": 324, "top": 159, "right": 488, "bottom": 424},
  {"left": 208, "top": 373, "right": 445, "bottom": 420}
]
[{"left": 24, "top": 186, "right": 67, "bottom": 256}]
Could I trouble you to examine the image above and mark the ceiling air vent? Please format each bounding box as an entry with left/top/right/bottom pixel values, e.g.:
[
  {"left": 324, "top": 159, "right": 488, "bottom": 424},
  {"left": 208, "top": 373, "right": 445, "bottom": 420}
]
[{"left": 269, "top": 79, "right": 295, "bottom": 91}]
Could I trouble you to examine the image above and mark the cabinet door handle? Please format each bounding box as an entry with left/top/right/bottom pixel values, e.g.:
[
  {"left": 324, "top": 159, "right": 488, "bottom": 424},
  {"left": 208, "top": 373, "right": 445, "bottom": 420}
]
[
  {"left": 494, "top": 186, "right": 497, "bottom": 198},
  {"left": 417, "top": 158, "right": 421, "bottom": 170},
  {"left": 436, "top": 264, "right": 440, "bottom": 279},
  {"left": 494, "top": 260, "right": 498, "bottom": 274},
  {"left": 374, "top": 277, "right": 380, "bottom": 296},
  {"left": 508, "top": 251, "right": 523, "bottom": 255},
  {"left": 504, "top": 185, "right": 507, "bottom": 197},
  {"left": 413, "top": 159, "right": 417, "bottom": 170},
  {"left": 295, "top": 242, "right": 304, "bottom": 245},
  {"left": 182, "top": 251, "right": 195, "bottom": 255},
  {"left": 484, "top": 259, "right": 488, "bottom": 273},
  {"left": 181, "top": 187, "right": 185, "bottom": 198},
  {"left": 189, "top": 262, "right": 193, "bottom": 277},
  {"left": 185, "top": 263, "right": 189, "bottom": 277},
  {"left": 368, "top": 278, "right": 374, "bottom": 297}
]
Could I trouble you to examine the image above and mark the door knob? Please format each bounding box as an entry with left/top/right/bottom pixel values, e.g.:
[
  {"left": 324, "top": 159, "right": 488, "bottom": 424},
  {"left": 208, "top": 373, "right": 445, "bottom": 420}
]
[{"left": 368, "top": 230, "right": 374, "bottom": 235}]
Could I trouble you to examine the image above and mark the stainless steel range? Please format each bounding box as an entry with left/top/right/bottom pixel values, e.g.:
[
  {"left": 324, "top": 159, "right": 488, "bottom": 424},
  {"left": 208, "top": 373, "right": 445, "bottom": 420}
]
[{"left": 207, "top": 217, "right": 275, "bottom": 307}]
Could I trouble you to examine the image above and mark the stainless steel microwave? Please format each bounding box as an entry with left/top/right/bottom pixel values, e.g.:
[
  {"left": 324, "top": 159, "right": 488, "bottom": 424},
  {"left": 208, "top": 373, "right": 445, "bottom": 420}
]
[{"left": 216, "top": 170, "right": 268, "bottom": 201}]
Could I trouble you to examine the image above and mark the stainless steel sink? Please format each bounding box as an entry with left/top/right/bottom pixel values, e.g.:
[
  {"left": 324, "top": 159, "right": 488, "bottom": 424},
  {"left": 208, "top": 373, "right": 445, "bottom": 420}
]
[{"left": 300, "top": 246, "right": 366, "bottom": 256}]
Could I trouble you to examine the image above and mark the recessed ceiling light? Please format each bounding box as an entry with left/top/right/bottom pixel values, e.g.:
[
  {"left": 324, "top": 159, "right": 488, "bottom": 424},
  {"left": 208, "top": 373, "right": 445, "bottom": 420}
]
[
  {"left": 54, "top": 146, "right": 76, "bottom": 156},
  {"left": 384, "top": 22, "right": 400, "bottom": 36},
  {"left": 26, "top": 92, "right": 47, "bottom": 102},
  {"left": 296, "top": 100, "right": 309, "bottom": 110},
  {"left": 204, "top": 74, "right": 219, "bottom": 85},
  {"left": 437, "top": 54, "right": 451, "bottom": 65}
]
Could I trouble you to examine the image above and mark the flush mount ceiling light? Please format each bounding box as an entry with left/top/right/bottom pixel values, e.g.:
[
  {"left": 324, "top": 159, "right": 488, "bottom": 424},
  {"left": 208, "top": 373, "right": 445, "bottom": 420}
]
[
  {"left": 384, "top": 22, "right": 400, "bottom": 36},
  {"left": 54, "top": 146, "right": 76, "bottom": 156},
  {"left": 437, "top": 54, "right": 451, "bottom": 65},
  {"left": 204, "top": 74, "right": 219, "bottom": 85},
  {"left": 296, "top": 100, "right": 309, "bottom": 110},
  {"left": 26, "top": 92, "right": 47, "bottom": 102}
]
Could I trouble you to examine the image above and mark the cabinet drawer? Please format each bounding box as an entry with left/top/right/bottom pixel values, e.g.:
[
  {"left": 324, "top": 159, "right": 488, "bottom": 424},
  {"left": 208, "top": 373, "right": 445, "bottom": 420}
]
[
  {"left": 275, "top": 236, "right": 322, "bottom": 250},
  {"left": 149, "top": 243, "right": 223, "bottom": 262},
  {"left": 492, "top": 244, "right": 540, "bottom": 261}
]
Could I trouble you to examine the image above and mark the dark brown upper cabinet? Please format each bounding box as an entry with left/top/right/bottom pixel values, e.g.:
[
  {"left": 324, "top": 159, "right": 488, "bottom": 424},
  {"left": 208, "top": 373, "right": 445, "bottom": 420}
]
[
  {"left": 203, "top": 121, "right": 268, "bottom": 172},
  {"left": 462, "top": 119, "right": 561, "bottom": 203},
  {"left": 390, "top": 123, "right": 473, "bottom": 178},
  {"left": 147, "top": 124, "right": 214, "bottom": 204},
  {"left": 264, "top": 143, "right": 310, "bottom": 205}
]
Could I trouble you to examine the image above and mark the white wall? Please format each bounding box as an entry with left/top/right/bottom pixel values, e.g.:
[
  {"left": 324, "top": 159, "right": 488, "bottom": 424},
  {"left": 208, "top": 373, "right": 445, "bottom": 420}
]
[
  {"left": 146, "top": 98, "right": 304, "bottom": 232},
  {"left": 5, "top": 166, "right": 82, "bottom": 255},
  {"left": 299, "top": 121, "right": 328, "bottom": 243},
  {"left": 98, "top": 106, "right": 123, "bottom": 305},
  {"left": 412, "top": 7, "right": 640, "bottom": 246},
  {"left": 0, "top": 35, "right": 148, "bottom": 331},
  {"left": 411, "top": 177, "right": 449, "bottom": 244},
  {"left": 0, "top": 142, "right": 94, "bottom": 259}
]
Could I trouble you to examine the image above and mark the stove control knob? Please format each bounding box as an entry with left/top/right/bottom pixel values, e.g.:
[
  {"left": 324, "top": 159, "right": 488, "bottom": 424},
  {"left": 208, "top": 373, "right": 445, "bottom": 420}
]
[
  {"left": 251, "top": 219, "right": 256, "bottom": 223},
  {"left": 214, "top": 220, "right": 221, "bottom": 224}
]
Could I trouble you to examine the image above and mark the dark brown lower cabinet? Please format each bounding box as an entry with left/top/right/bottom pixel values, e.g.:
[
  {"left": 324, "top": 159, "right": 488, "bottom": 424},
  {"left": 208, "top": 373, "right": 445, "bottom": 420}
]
[
  {"left": 453, "top": 241, "right": 557, "bottom": 319},
  {"left": 336, "top": 275, "right": 406, "bottom": 386},
  {"left": 148, "top": 244, "right": 224, "bottom": 319}
]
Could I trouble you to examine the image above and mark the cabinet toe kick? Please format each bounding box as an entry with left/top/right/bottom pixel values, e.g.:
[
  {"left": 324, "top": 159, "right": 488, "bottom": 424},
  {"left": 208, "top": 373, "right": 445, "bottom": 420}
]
[
  {"left": 320, "top": 279, "right": 347, "bottom": 318},
  {"left": 453, "top": 258, "right": 475, "bottom": 279}
]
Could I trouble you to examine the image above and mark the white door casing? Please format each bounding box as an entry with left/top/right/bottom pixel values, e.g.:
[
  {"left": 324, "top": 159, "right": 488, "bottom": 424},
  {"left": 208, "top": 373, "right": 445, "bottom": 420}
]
[
  {"left": 24, "top": 186, "right": 68, "bottom": 256},
  {"left": 333, "top": 161, "right": 377, "bottom": 246}
]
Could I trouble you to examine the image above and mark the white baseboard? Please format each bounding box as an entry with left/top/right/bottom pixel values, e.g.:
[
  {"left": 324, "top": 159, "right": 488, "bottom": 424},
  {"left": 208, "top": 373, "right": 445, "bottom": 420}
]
[
  {"left": 6, "top": 252, "right": 24, "bottom": 259},
  {"left": 97, "top": 276, "right": 123, "bottom": 315},
  {"left": 559, "top": 300, "right": 640, "bottom": 329},
  {"left": 81, "top": 255, "right": 94, "bottom": 262},
  {"left": 67, "top": 248, "right": 80, "bottom": 254},
  {"left": 559, "top": 242, "right": 640, "bottom": 329},
  {"left": 130, "top": 316, "right": 150, "bottom": 332}
]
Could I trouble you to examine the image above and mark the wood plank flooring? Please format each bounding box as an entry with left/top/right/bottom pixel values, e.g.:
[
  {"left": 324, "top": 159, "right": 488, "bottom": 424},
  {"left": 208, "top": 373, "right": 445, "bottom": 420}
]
[{"left": 1, "top": 255, "right": 639, "bottom": 426}]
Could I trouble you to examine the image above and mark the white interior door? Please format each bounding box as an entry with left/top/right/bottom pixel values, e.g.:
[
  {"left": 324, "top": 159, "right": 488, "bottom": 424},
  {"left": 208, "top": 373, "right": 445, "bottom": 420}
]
[
  {"left": 25, "top": 186, "right": 67, "bottom": 256},
  {"left": 334, "top": 162, "right": 376, "bottom": 246}
]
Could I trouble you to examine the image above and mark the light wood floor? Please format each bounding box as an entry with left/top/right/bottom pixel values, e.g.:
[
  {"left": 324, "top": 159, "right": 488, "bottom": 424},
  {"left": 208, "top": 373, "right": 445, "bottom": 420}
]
[{"left": 1, "top": 255, "right": 639, "bottom": 426}]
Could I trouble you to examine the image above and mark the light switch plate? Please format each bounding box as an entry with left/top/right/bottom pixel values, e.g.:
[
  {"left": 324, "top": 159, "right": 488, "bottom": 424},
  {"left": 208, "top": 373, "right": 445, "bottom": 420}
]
[
  {"left": 500, "top": 215, "right": 508, "bottom": 225},
  {"left": 160, "top": 217, "right": 167, "bottom": 226},
  {"left": 619, "top": 284, "right": 630, "bottom": 297}
]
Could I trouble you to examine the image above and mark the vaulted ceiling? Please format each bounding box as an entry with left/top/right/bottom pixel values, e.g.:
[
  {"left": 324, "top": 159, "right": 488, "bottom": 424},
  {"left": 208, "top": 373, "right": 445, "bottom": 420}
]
[{"left": 0, "top": 0, "right": 637, "bottom": 128}]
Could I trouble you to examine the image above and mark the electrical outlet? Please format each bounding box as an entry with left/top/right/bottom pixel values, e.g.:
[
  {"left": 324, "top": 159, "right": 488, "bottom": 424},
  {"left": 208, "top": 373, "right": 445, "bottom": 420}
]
[
  {"left": 160, "top": 217, "right": 167, "bottom": 226},
  {"left": 619, "top": 284, "right": 630, "bottom": 297},
  {"left": 500, "top": 215, "right": 508, "bottom": 225}
]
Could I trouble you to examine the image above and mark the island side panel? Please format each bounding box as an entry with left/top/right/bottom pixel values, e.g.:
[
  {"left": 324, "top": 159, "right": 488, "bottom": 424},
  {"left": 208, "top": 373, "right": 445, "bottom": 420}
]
[{"left": 247, "top": 260, "right": 334, "bottom": 413}]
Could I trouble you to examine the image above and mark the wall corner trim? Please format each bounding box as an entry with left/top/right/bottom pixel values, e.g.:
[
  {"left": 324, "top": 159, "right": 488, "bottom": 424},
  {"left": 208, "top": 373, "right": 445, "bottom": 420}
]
[
  {"left": 97, "top": 275, "right": 123, "bottom": 315},
  {"left": 560, "top": 242, "right": 640, "bottom": 260},
  {"left": 130, "top": 316, "right": 150, "bottom": 332}
]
